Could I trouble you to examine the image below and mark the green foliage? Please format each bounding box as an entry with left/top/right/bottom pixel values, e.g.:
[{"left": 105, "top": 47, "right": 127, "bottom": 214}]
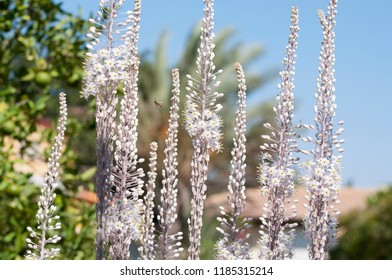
[
  {"left": 0, "top": 0, "right": 95, "bottom": 259},
  {"left": 0, "top": 173, "right": 96, "bottom": 260},
  {"left": 0, "top": 0, "right": 91, "bottom": 156},
  {"left": 0, "top": 0, "right": 87, "bottom": 100},
  {"left": 330, "top": 186, "right": 392, "bottom": 260},
  {"left": 56, "top": 193, "right": 96, "bottom": 260},
  {"left": 0, "top": 157, "right": 37, "bottom": 259},
  {"left": 200, "top": 217, "right": 221, "bottom": 260}
]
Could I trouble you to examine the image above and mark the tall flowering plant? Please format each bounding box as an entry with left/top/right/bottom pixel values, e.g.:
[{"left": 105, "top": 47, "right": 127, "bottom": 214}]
[
  {"left": 139, "top": 142, "right": 158, "bottom": 260},
  {"left": 184, "top": 0, "right": 224, "bottom": 260},
  {"left": 215, "top": 63, "right": 251, "bottom": 260},
  {"left": 31, "top": 0, "right": 348, "bottom": 261},
  {"left": 81, "top": 0, "right": 144, "bottom": 259},
  {"left": 157, "top": 69, "right": 183, "bottom": 259},
  {"left": 25, "top": 93, "right": 67, "bottom": 260},
  {"left": 257, "top": 7, "right": 300, "bottom": 260},
  {"left": 300, "top": 0, "right": 344, "bottom": 260}
]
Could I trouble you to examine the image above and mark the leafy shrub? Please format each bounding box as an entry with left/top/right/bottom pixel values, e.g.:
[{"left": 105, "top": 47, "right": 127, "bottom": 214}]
[
  {"left": 330, "top": 186, "right": 392, "bottom": 260},
  {"left": 0, "top": 0, "right": 96, "bottom": 260}
]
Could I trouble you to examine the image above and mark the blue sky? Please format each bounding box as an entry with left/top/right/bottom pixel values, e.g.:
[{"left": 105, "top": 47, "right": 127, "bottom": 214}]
[{"left": 60, "top": 0, "right": 392, "bottom": 188}]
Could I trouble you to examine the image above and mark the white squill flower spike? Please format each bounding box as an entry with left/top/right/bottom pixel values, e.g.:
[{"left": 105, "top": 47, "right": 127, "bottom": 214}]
[
  {"left": 301, "top": 0, "right": 343, "bottom": 260},
  {"left": 258, "top": 7, "right": 299, "bottom": 260},
  {"left": 25, "top": 92, "right": 67, "bottom": 260},
  {"left": 185, "top": 0, "right": 224, "bottom": 260}
]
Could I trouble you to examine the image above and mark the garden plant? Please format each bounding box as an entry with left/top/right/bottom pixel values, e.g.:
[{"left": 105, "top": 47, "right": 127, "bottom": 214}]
[{"left": 15, "top": 0, "right": 344, "bottom": 260}]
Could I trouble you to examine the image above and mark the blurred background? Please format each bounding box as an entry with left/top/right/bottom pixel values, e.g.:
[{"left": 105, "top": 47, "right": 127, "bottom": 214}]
[{"left": 1, "top": 0, "right": 391, "bottom": 259}]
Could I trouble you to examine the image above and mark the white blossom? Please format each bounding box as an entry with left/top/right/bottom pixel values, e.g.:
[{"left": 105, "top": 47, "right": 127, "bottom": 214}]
[
  {"left": 81, "top": 0, "right": 143, "bottom": 260},
  {"left": 301, "top": 0, "right": 343, "bottom": 260},
  {"left": 186, "top": 0, "right": 223, "bottom": 260},
  {"left": 106, "top": 197, "right": 143, "bottom": 259},
  {"left": 158, "top": 69, "right": 183, "bottom": 259},
  {"left": 139, "top": 142, "right": 158, "bottom": 260},
  {"left": 25, "top": 93, "right": 67, "bottom": 260},
  {"left": 258, "top": 7, "right": 299, "bottom": 260},
  {"left": 215, "top": 63, "right": 250, "bottom": 260}
]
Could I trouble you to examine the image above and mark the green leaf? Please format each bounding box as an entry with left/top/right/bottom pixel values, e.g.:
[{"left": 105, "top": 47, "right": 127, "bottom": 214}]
[
  {"left": 15, "top": 234, "right": 25, "bottom": 252},
  {"left": 35, "top": 96, "right": 50, "bottom": 111},
  {"left": 80, "top": 167, "right": 96, "bottom": 182},
  {"left": 4, "top": 232, "right": 16, "bottom": 243}
]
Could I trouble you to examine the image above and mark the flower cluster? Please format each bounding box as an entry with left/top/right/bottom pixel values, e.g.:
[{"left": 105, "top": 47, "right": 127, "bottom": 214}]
[
  {"left": 259, "top": 164, "right": 296, "bottom": 197},
  {"left": 184, "top": 0, "right": 224, "bottom": 152},
  {"left": 186, "top": 0, "right": 224, "bottom": 260},
  {"left": 258, "top": 227, "right": 295, "bottom": 259},
  {"left": 301, "top": 0, "right": 343, "bottom": 260},
  {"left": 111, "top": 57, "right": 144, "bottom": 200},
  {"left": 158, "top": 69, "right": 183, "bottom": 259},
  {"left": 83, "top": 0, "right": 123, "bottom": 260},
  {"left": 108, "top": 1, "right": 143, "bottom": 260},
  {"left": 215, "top": 239, "right": 250, "bottom": 260},
  {"left": 302, "top": 156, "right": 342, "bottom": 259},
  {"left": 139, "top": 142, "right": 158, "bottom": 260},
  {"left": 184, "top": 105, "right": 223, "bottom": 151},
  {"left": 72, "top": 0, "right": 347, "bottom": 261},
  {"left": 82, "top": 0, "right": 144, "bottom": 260},
  {"left": 187, "top": 145, "right": 210, "bottom": 260},
  {"left": 215, "top": 63, "right": 250, "bottom": 260},
  {"left": 257, "top": 7, "right": 299, "bottom": 260},
  {"left": 301, "top": 157, "right": 342, "bottom": 200},
  {"left": 25, "top": 93, "right": 67, "bottom": 260},
  {"left": 81, "top": 0, "right": 134, "bottom": 98},
  {"left": 82, "top": 46, "right": 130, "bottom": 98},
  {"left": 106, "top": 197, "right": 143, "bottom": 260},
  {"left": 82, "top": 0, "right": 142, "bottom": 98}
]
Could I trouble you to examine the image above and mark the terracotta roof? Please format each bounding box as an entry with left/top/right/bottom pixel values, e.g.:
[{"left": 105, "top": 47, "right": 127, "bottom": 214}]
[
  {"left": 77, "top": 186, "right": 378, "bottom": 220},
  {"left": 76, "top": 190, "right": 98, "bottom": 204},
  {"left": 205, "top": 187, "right": 377, "bottom": 221}
]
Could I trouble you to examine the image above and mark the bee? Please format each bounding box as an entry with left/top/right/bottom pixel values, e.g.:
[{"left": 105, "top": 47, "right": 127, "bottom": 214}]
[{"left": 154, "top": 99, "right": 162, "bottom": 108}]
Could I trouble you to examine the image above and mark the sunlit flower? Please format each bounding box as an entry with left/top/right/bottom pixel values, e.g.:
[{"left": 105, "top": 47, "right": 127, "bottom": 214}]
[
  {"left": 258, "top": 6, "right": 299, "bottom": 260},
  {"left": 301, "top": 0, "right": 343, "bottom": 260},
  {"left": 25, "top": 93, "right": 67, "bottom": 260}
]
